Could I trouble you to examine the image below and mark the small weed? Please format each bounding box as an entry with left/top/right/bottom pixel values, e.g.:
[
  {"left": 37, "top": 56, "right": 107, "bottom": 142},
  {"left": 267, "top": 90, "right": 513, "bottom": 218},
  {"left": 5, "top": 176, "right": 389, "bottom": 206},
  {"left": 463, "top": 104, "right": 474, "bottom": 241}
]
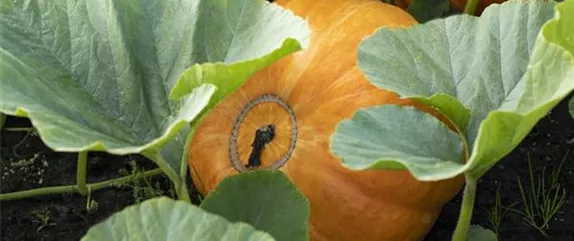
[
  {"left": 483, "top": 183, "right": 517, "bottom": 238},
  {"left": 115, "top": 158, "right": 173, "bottom": 203},
  {"left": 512, "top": 151, "right": 568, "bottom": 236},
  {"left": 30, "top": 209, "right": 56, "bottom": 232}
]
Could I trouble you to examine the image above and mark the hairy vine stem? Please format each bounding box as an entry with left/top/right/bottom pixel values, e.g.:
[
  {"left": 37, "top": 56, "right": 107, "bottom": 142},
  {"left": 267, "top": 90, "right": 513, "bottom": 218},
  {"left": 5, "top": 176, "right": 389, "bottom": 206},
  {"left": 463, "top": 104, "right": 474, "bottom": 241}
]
[
  {"left": 77, "top": 151, "right": 89, "bottom": 196},
  {"left": 145, "top": 153, "right": 191, "bottom": 203},
  {"left": 451, "top": 175, "right": 478, "bottom": 241},
  {"left": 0, "top": 168, "right": 163, "bottom": 201}
]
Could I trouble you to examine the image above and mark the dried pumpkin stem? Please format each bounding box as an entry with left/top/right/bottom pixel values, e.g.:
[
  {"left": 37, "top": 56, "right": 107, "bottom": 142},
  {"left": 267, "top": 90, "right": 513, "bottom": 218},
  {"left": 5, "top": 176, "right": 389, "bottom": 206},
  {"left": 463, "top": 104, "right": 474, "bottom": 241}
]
[
  {"left": 247, "top": 124, "right": 276, "bottom": 168},
  {"left": 451, "top": 175, "right": 478, "bottom": 241},
  {"left": 229, "top": 94, "right": 297, "bottom": 172}
]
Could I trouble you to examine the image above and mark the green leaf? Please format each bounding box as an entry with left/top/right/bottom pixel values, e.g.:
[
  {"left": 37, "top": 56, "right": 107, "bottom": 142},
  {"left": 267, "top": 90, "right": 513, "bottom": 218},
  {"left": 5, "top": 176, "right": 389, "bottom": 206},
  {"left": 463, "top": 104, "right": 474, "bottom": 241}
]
[
  {"left": 359, "top": 1, "right": 556, "bottom": 146},
  {"left": 467, "top": 225, "right": 498, "bottom": 241},
  {"left": 331, "top": 105, "right": 465, "bottom": 181},
  {"left": 0, "top": 0, "right": 309, "bottom": 184},
  {"left": 407, "top": 0, "right": 450, "bottom": 23},
  {"left": 339, "top": 0, "right": 574, "bottom": 180},
  {"left": 169, "top": 38, "right": 304, "bottom": 113},
  {"left": 412, "top": 93, "right": 471, "bottom": 132},
  {"left": 467, "top": 0, "right": 574, "bottom": 178},
  {"left": 81, "top": 197, "right": 275, "bottom": 241},
  {"left": 200, "top": 171, "right": 309, "bottom": 241},
  {"left": 0, "top": 0, "right": 12, "bottom": 13}
]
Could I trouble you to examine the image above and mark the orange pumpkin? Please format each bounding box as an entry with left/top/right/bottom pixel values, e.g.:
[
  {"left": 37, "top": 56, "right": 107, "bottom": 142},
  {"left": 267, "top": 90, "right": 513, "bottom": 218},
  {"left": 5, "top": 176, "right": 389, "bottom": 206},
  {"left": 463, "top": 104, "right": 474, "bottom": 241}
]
[
  {"left": 399, "top": 0, "right": 508, "bottom": 15},
  {"left": 188, "top": 0, "right": 464, "bottom": 240}
]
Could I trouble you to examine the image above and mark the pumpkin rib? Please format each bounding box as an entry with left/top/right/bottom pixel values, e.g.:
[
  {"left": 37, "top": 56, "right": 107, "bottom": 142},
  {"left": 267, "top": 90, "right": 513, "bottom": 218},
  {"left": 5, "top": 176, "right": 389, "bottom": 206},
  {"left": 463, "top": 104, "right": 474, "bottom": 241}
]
[{"left": 188, "top": 1, "right": 465, "bottom": 240}]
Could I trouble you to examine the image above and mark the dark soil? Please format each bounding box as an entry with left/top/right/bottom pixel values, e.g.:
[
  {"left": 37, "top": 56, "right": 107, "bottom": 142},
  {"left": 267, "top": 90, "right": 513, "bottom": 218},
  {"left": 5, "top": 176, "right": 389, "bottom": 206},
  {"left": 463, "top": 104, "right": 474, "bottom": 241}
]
[
  {"left": 1, "top": 96, "right": 573, "bottom": 241},
  {"left": 0, "top": 118, "right": 184, "bottom": 241}
]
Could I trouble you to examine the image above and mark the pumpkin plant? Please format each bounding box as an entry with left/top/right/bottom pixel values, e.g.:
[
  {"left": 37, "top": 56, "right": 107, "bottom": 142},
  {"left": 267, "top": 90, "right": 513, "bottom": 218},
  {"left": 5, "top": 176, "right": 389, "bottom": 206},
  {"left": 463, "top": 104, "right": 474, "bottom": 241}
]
[
  {"left": 0, "top": 0, "right": 309, "bottom": 201},
  {"left": 186, "top": 0, "right": 464, "bottom": 240},
  {"left": 81, "top": 171, "right": 310, "bottom": 241},
  {"left": 331, "top": 0, "right": 574, "bottom": 241}
]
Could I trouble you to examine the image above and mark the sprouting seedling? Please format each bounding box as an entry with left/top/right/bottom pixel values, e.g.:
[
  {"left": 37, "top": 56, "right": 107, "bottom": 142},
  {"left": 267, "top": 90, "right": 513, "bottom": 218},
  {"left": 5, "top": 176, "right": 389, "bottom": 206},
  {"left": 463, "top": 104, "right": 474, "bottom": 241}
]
[
  {"left": 31, "top": 209, "right": 56, "bottom": 232},
  {"left": 483, "top": 183, "right": 517, "bottom": 238},
  {"left": 512, "top": 151, "right": 568, "bottom": 236}
]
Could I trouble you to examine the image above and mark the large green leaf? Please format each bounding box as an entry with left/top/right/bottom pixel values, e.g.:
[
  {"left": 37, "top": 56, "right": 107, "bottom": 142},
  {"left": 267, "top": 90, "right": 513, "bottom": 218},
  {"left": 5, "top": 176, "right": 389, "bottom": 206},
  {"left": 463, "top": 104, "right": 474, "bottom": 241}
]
[
  {"left": 200, "top": 171, "right": 309, "bottom": 241},
  {"left": 333, "top": 1, "right": 574, "bottom": 180},
  {"left": 331, "top": 105, "right": 465, "bottom": 180},
  {"left": 0, "top": 0, "right": 309, "bottom": 183},
  {"left": 81, "top": 197, "right": 275, "bottom": 241}
]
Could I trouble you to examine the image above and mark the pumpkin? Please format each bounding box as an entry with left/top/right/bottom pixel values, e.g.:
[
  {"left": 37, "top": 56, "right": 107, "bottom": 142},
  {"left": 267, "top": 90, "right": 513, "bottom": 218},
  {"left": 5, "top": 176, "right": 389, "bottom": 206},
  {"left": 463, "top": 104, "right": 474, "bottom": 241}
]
[
  {"left": 398, "top": 0, "right": 508, "bottom": 15},
  {"left": 188, "top": 0, "right": 464, "bottom": 240}
]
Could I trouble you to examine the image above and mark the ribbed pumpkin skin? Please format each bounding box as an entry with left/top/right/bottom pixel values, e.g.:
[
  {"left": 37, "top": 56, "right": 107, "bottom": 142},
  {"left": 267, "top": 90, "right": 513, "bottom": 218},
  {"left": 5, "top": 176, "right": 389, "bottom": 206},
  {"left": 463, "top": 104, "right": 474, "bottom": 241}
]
[
  {"left": 400, "top": 0, "right": 508, "bottom": 14},
  {"left": 188, "top": 0, "right": 464, "bottom": 240}
]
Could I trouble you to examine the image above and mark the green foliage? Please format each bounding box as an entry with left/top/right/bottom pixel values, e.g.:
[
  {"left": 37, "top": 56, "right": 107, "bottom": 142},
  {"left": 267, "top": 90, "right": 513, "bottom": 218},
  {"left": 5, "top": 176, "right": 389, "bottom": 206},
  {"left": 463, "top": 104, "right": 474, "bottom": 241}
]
[
  {"left": 331, "top": 1, "right": 574, "bottom": 240},
  {"left": 0, "top": 0, "right": 309, "bottom": 199},
  {"left": 81, "top": 197, "right": 276, "bottom": 241},
  {"left": 83, "top": 171, "right": 309, "bottom": 241},
  {"left": 331, "top": 105, "right": 464, "bottom": 180},
  {"left": 115, "top": 159, "right": 173, "bottom": 204},
  {"left": 413, "top": 93, "right": 471, "bottom": 132},
  {"left": 200, "top": 171, "right": 310, "bottom": 241},
  {"left": 333, "top": 0, "right": 574, "bottom": 181},
  {"left": 512, "top": 152, "right": 567, "bottom": 236},
  {"left": 31, "top": 208, "right": 57, "bottom": 232},
  {"left": 467, "top": 225, "right": 498, "bottom": 241}
]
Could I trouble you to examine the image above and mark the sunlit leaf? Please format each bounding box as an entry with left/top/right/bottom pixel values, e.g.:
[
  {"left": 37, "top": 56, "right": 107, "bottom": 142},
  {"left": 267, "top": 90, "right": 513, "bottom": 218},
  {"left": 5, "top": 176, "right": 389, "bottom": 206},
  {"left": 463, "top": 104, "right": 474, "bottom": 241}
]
[
  {"left": 82, "top": 197, "right": 275, "bottom": 241},
  {"left": 334, "top": 1, "right": 574, "bottom": 180},
  {"left": 0, "top": 0, "right": 309, "bottom": 184},
  {"left": 200, "top": 171, "right": 309, "bottom": 241},
  {"left": 331, "top": 105, "right": 464, "bottom": 180}
]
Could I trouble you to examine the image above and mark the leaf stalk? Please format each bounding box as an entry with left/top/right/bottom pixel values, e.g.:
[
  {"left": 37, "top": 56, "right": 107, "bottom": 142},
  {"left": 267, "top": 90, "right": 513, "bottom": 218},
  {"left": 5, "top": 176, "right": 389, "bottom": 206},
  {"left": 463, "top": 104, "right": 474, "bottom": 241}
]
[
  {"left": 77, "top": 151, "right": 89, "bottom": 196},
  {"left": 148, "top": 153, "right": 191, "bottom": 203},
  {"left": 451, "top": 175, "right": 477, "bottom": 241}
]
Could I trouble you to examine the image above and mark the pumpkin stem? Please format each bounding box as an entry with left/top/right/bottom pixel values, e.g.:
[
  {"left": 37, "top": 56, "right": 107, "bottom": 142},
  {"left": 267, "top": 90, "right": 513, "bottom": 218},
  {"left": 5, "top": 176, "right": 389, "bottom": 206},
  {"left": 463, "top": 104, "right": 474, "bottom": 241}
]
[{"left": 246, "top": 124, "right": 276, "bottom": 168}]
